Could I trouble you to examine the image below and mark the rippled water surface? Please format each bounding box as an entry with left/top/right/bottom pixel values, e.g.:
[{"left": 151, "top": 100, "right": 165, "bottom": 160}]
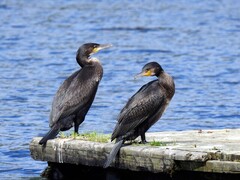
[{"left": 1, "top": 0, "right": 240, "bottom": 179}]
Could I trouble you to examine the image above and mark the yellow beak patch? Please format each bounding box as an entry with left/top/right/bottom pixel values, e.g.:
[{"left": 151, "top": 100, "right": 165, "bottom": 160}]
[
  {"left": 92, "top": 47, "right": 100, "bottom": 53},
  {"left": 142, "top": 70, "right": 152, "bottom": 76}
]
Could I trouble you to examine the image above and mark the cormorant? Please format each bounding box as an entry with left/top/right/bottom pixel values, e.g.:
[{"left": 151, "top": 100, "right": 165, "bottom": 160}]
[
  {"left": 104, "top": 62, "right": 175, "bottom": 168},
  {"left": 39, "top": 43, "right": 112, "bottom": 145}
]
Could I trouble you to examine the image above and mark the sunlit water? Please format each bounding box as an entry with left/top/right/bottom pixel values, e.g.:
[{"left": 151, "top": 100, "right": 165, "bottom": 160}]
[{"left": 0, "top": 0, "right": 240, "bottom": 179}]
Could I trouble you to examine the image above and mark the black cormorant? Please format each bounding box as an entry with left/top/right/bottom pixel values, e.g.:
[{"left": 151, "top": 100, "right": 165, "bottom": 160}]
[
  {"left": 39, "top": 43, "right": 112, "bottom": 145},
  {"left": 104, "top": 62, "right": 175, "bottom": 168}
]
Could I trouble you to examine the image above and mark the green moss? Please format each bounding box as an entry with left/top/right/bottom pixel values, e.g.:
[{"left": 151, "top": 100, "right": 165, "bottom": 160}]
[
  {"left": 58, "top": 131, "right": 110, "bottom": 143},
  {"left": 58, "top": 132, "right": 167, "bottom": 146},
  {"left": 59, "top": 132, "right": 67, "bottom": 138},
  {"left": 76, "top": 132, "right": 110, "bottom": 143},
  {"left": 131, "top": 140, "right": 167, "bottom": 146},
  {"left": 149, "top": 140, "right": 167, "bottom": 146}
]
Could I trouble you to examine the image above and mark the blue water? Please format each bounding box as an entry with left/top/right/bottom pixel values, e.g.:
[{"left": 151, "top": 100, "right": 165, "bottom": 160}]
[{"left": 1, "top": 0, "right": 240, "bottom": 179}]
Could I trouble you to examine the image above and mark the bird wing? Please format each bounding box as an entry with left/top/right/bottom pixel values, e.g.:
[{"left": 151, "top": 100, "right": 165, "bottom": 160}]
[
  {"left": 49, "top": 70, "right": 79, "bottom": 126},
  {"left": 112, "top": 80, "right": 165, "bottom": 139},
  {"left": 49, "top": 67, "right": 100, "bottom": 127}
]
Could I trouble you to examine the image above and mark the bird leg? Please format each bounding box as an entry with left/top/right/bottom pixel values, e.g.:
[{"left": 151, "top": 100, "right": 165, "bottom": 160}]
[
  {"left": 74, "top": 124, "right": 80, "bottom": 139},
  {"left": 140, "top": 133, "right": 148, "bottom": 144}
]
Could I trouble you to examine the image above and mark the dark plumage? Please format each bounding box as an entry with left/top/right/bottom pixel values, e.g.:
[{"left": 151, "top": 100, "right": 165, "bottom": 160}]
[
  {"left": 39, "top": 43, "right": 112, "bottom": 145},
  {"left": 104, "top": 62, "right": 175, "bottom": 168}
]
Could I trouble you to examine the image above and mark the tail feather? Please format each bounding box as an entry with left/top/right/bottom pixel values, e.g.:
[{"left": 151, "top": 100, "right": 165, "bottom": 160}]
[
  {"left": 39, "top": 125, "right": 60, "bottom": 145},
  {"left": 103, "top": 139, "right": 124, "bottom": 168}
]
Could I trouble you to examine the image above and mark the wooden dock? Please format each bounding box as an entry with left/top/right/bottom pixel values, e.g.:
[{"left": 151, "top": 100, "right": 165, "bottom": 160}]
[{"left": 30, "top": 129, "right": 240, "bottom": 178}]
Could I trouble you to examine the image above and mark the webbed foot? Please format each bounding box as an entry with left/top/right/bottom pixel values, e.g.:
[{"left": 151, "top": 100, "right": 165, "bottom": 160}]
[
  {"left": 139, "top": 140, "right": 149, "bottom": 144},
  {"left": 73, "top": 132, "right": 79, "bottom": 139}
]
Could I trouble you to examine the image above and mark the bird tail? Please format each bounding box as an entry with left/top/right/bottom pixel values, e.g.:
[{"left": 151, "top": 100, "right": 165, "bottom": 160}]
[
  {"left": 39, "top": 125, "right": 60, "bottom": 145},
  {"left": 103, "top": 139, "right": 124, "bottom": 168}
]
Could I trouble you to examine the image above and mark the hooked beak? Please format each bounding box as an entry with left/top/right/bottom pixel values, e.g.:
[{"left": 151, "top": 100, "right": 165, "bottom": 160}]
[
  {"left": 92, "top": 44, "right": 112, "bottom": 54},
  {"left": 134, "top": 72, "right": 144, "bottom": 80},
  {"left": 98, "top": 44, "right": 113, "bottom": 50}
]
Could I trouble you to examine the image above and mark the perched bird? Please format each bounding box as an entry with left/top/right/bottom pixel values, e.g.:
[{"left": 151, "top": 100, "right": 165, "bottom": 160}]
[
  {"left": 39, "top": 43, "right": 112, "bottom": 145},
  {"left": 104, "top": 62, "right": 175, "bottom": 168}
]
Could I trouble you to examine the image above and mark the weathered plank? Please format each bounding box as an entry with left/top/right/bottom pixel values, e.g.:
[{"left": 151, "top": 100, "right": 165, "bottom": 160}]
[{"left": 30, "top": 129, "right": 240, "bottom": 174}]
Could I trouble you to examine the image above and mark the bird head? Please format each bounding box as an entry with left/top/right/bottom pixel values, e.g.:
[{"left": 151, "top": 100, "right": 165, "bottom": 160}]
[
  {"left": 135, "top": 62, "right": 163, "bottom": 78},
  {"left": 77, "top": 43, "right": 112, "bottom": 58},
  {"left": 76, "top": 43, "right": 112, "bottom": 67}
]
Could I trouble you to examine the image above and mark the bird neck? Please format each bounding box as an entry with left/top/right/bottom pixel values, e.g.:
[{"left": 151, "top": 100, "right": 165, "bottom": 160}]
[
  {"left": 158, "top": 72, "right": 175, "bottom": 99},
  {"left": 87, "top": 59, "right": 103, "bottom": 82},
  {"left": 76, "top": 54, "right": 90, "bottom": 67}
]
